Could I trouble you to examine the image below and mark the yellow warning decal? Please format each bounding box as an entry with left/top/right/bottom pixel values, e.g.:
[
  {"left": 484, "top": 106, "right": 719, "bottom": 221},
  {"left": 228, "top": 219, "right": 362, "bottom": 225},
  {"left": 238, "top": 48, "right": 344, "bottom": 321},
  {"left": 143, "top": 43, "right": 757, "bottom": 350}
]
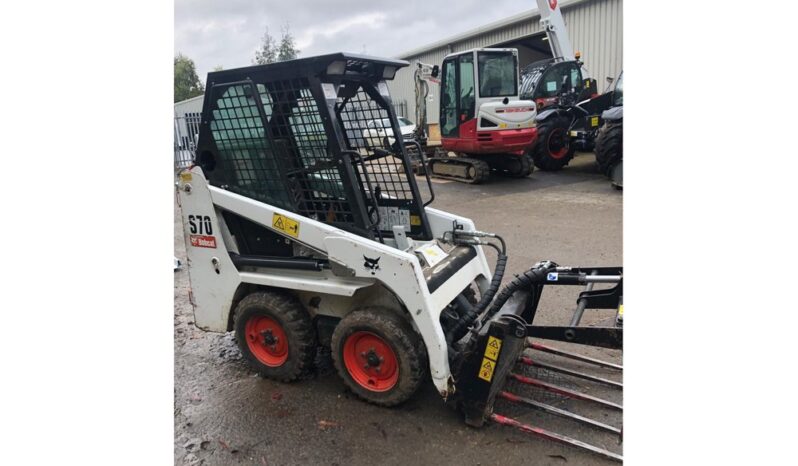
[
  {"left": 484, "top": 336, "right": 502, "bottom": 361},
  {"left": 180, "top": 172, "right": 192, "bottom": 182},
  {"left": 272, "top": 213, "right": 300, "bottom": 238},
  {"left": 618, "top": 304, "right": 624, "bottom": 317},
  {"left": 479, "top": 358, "right": 496, "bottom": 382},
  {"left": 410, "top": 215, "right": 421, "bottom": 226},
  {"left": 591, "top": 116, "right": 600, "bottom": 127}
]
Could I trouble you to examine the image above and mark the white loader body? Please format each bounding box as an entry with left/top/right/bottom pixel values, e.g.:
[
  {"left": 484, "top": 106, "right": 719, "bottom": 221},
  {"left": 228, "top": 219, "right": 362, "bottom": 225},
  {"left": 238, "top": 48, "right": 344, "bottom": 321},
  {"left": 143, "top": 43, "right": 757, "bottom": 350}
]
[{"left": 177, "top": 167, "right": 492, "bottom": 395}]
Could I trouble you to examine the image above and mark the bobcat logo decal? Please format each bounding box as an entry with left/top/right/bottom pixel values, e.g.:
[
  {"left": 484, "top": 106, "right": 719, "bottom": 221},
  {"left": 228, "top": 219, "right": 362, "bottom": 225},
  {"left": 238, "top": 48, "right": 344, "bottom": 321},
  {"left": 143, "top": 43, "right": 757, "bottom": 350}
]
[{"left": 363, "top": 256, "right": 381, "bottom": 275}]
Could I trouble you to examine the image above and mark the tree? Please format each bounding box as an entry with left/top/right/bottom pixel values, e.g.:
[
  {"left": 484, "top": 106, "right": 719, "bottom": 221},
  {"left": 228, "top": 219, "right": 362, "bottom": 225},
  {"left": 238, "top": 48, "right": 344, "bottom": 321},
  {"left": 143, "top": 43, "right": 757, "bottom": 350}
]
[
  {"left": 212, "top": 65, "right": 224, "bottom": 71},
  {"left": 277, "top": 25, "right": 299, "bottom": 62},
  {"left": 253, "top": 28, "right": 278, "bottom": 65},
  {"left": 253, "top": 25, "right": 300, "bottom": 65},
  {"left": 174, "top": 54, "right": 204, "bottom": 102}
]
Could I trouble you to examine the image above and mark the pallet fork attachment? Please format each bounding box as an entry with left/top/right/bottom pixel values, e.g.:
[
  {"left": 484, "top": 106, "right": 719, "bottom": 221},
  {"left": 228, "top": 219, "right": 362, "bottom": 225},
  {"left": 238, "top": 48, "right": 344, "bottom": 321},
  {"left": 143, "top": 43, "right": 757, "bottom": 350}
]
[{"left": 452, "top": 262, "right": 624, "bottom": 462}]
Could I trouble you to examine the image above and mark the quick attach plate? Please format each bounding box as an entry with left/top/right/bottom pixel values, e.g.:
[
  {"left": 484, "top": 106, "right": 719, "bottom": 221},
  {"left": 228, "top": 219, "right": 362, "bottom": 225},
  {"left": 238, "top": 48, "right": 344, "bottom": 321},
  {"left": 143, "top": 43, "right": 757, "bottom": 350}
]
[{"left": 456, "top": 316, "right": 527, "bottom": 427}]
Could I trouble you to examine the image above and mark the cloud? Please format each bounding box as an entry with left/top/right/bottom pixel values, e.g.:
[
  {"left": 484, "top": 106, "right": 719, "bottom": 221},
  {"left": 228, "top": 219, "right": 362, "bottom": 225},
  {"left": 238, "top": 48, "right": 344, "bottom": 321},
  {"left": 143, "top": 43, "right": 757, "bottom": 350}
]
[
  {"left": 295, "top": 12, "right": 388, "bottom": 51},
  {"left": 175, "top": 0, "right": 536, "bottom": 80}
]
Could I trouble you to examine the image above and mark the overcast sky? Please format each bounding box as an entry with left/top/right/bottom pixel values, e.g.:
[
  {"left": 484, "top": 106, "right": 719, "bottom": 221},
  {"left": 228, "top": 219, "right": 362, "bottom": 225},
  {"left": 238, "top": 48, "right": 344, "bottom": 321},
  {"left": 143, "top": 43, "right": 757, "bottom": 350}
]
[{"left": 175, "top": 0, "right": 540, "bottom": 80}]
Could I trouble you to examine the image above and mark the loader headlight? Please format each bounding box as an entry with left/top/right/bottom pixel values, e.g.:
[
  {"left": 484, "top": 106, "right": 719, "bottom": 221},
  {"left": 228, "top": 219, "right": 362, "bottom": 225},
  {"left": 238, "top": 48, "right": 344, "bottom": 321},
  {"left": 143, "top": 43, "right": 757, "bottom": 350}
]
[
  {"left": 326, "top": 60, "right": 347, "bottom": 76},
  {"left": 382, "top": 66, "right": 398, "bottom": 80}
]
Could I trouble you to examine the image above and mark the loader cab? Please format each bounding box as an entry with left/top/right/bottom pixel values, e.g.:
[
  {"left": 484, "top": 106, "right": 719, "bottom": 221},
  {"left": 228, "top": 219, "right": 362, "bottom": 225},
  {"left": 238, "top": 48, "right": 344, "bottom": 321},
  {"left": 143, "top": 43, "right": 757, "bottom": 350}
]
[
  {"left": 519, "top": 59, "right": 587, "bottom": 110},
  {"left": 194, "top": 53, "right": 434, "bottom": 249}
]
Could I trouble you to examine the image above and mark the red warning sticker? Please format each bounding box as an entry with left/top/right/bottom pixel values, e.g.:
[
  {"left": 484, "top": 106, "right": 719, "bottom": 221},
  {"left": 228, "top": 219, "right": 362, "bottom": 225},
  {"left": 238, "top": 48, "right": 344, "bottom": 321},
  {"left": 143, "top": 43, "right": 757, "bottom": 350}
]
[{"left": 189, "top": 235, "right": 217, "bottom": 249}]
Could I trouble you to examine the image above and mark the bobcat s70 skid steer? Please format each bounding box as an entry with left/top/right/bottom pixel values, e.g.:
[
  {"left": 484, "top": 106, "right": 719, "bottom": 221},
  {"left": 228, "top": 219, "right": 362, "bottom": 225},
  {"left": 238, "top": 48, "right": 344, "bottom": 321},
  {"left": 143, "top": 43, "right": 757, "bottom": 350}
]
[{"left": 177, "top": 53, "right": 623, "bottom": 461}]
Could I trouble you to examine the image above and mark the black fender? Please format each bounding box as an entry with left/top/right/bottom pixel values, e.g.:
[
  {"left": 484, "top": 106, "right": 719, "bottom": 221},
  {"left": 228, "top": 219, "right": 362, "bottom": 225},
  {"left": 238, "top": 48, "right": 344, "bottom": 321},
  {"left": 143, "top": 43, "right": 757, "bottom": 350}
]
[
  {"left": 535, "top": 107, "right": 570, "bottom": 124},
  {"left": 601, "top": 106, "right": 623, "bottom": 123}
]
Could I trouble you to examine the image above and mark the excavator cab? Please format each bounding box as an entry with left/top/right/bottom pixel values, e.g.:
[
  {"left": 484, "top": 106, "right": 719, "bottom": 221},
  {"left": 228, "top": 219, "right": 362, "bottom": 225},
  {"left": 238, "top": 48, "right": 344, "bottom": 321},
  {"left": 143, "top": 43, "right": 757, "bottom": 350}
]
[{"left": 439, "top": 48, "right": 537, "bottom": 152}]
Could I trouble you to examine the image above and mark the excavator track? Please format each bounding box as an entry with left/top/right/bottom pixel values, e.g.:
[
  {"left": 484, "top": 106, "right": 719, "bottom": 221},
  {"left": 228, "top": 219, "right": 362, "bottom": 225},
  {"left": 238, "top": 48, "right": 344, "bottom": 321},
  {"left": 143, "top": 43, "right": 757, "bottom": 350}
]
[
  {"left": 427, "top": 157, "right": 490, "bottom": 184},
  {"left": 477, "top": 153, "right": 534, "bottom": 178}
]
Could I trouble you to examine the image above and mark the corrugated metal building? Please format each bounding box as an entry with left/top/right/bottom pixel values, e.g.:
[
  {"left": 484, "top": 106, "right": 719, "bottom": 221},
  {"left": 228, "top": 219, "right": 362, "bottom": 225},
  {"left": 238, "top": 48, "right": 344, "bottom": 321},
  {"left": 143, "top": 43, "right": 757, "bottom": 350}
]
[
  {"left": 388, "top": 0, "right": 622, "bottom": 125},
  {"left": 174, "top": 94, "right": 204, "bottom": 118}
]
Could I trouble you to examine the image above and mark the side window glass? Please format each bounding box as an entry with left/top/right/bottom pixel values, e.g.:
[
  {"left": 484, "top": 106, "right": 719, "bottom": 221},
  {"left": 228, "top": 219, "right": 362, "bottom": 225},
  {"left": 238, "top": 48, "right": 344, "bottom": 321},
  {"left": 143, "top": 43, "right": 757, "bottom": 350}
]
[
  {"left": 458, "top": 54, "right": 475, "bottom": 120},
  {"left": 210, "top": 85, "right": 264, "bottom": 147},
  {"left": 537, "top": 66, "right": 560, "bottom": 98},
  {"left": 536, "top": 64, "right": 577, "bottom": 98},
  {"left": 570, "top": 67, "right": 582, "bottom": 91},
  {"left": 440, "top": 59, "right": 458, "bottom": 137},
  {"left": 287, "top": 88, "right": 328, "bottom": 171}
]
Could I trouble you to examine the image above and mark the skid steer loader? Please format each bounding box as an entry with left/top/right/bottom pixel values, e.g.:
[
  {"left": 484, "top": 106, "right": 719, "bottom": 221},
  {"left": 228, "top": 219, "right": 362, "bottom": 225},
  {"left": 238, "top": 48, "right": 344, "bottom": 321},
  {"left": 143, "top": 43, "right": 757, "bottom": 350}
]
[{"left": 177, "top": 53, "right": 623, "bottom": 461}]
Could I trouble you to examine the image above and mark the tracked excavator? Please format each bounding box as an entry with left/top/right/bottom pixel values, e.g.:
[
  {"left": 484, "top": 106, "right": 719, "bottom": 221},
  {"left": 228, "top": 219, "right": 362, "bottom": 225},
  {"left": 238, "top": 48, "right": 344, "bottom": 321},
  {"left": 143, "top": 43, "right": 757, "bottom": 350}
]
[{"left": 413, "top": 49, "right": 538, "bottom": 183}]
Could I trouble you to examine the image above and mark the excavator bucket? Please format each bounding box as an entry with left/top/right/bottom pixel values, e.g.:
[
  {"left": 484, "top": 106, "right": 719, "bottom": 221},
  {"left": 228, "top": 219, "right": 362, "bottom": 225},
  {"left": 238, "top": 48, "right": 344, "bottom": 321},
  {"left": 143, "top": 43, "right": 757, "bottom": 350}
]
[{"left": 452, "top": 263, "right": 623, "bottom": 462}]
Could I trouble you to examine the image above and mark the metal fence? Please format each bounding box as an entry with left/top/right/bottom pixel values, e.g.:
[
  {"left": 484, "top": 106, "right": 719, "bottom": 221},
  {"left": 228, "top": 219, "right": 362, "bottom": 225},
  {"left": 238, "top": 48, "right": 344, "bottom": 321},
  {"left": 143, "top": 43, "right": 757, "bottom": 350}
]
[
  {"left": 174, "top": 113, "right": 201, "bottom": 170},
  {"left": 393, "top": 100, "right": 408, "bottom": 119}
]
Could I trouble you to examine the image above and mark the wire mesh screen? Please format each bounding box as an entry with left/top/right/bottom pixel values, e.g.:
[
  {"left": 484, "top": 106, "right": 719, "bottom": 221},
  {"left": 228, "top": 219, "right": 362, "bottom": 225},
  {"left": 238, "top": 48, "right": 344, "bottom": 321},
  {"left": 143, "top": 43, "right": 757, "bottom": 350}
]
[
  {"left": 208, "top": 84, "right": 296, "bottom": 211},
  {"left": 205, "top": 80, "right": 357, "bottom": 227},
  {"left": 336, "top": 87, "right": 424, "bottom": 236},
  {"left": 261, "top": 78, "right": 355, "bottom": 226},
  {"left": 338, "top": 89, "right": 413, "bottom": 201},
  {"left": 201, "top": 72, "right": 428, "bottom": 239}
]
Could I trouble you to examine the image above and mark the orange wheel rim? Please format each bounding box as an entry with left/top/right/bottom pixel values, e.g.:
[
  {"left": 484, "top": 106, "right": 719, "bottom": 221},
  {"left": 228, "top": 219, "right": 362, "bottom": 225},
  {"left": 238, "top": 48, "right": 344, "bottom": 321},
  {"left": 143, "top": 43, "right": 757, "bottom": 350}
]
[
  {"left": 342, "top": 331, "right": 399, "bottom": 392},
  {"left": 245, "top": 316, "right": 288, "bottom": 367}
]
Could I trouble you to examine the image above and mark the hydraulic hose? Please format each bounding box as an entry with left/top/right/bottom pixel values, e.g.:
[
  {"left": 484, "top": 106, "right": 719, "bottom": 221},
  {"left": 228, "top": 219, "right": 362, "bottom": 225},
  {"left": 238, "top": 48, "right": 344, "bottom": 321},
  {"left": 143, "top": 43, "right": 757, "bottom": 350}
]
[
  {"left": 445, "top": 237, "right": 508, "bottom": 344},
  {"left": 482, "top": 262, "right": 558, "bottom": 323}
]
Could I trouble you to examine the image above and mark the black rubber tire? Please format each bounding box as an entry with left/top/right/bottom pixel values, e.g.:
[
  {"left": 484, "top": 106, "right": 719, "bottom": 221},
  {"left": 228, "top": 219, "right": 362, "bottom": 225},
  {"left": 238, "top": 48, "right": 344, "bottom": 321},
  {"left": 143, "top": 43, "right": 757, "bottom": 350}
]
[
  {"left": 331, "top": 308, "right": 427, "bottom": 407},
  {"left": 595, "top": 121, "right": 623, "bottom": 178},
  {"left": 531, "top": 116, "right": 576, "bottom": 171},
  {"left": 233, "top": 291, "right": 316, "bottom": 382}
]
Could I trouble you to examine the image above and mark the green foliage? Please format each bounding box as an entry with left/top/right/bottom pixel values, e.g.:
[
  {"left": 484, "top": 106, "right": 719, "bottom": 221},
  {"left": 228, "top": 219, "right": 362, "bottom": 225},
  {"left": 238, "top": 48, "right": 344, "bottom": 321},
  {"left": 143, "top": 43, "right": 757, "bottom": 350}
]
[
  {"left": 277, "top": 25, "right": 299, "bottom": 62},
  {"left": 253, "top": 29, "right": 278, "bottom": 65},
  {"left": 174, "top": 53, "right": 204, "bottom": 102},
  {"left": 253, "top": 25, "right": 300, "bottom": 65}
]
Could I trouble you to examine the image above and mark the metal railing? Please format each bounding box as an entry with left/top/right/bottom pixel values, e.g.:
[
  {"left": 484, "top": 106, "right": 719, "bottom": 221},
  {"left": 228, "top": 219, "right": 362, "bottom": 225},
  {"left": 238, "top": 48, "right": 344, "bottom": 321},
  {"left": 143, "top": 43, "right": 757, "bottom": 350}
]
[
  {"left": 393, "top": 100, "right": 408, "bottom": 120},
  {"left": 174, "top": 114, "right": 201, "bottom": 171}
]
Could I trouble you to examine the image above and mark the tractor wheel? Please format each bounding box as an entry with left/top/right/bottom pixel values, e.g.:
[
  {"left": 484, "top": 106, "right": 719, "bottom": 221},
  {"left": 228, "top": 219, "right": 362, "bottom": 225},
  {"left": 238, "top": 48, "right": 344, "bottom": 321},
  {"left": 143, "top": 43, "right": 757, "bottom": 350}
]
[
  {"left": 531, "top": 116, "right": 576, "bottom": 171},
  {"left": 595, "top": 121, "right": 623, "bottom": 178},
  {"left": 234, "top": 291, "right": 316, "bottom": 382},
  {"left": 331, "top": 308, "right": 427, "bottom": 406}
]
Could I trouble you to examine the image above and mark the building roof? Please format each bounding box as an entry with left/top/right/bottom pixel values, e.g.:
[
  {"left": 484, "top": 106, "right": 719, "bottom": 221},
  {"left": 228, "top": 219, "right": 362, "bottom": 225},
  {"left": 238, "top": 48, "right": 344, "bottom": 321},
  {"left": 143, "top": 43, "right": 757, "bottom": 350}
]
[
  {"left": 174, "top": 94, "right": 204, "bottom": 108},
  {"left": 395, "top": 0, "right": 587, "bottom": 59}
]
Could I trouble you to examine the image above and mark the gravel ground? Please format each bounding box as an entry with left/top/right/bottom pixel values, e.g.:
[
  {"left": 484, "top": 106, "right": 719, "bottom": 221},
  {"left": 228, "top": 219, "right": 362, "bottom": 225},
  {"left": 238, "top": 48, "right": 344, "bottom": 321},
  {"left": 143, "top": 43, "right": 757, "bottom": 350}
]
[{"left": 174, "top": 152, "right": 622, "bottom": 465}]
